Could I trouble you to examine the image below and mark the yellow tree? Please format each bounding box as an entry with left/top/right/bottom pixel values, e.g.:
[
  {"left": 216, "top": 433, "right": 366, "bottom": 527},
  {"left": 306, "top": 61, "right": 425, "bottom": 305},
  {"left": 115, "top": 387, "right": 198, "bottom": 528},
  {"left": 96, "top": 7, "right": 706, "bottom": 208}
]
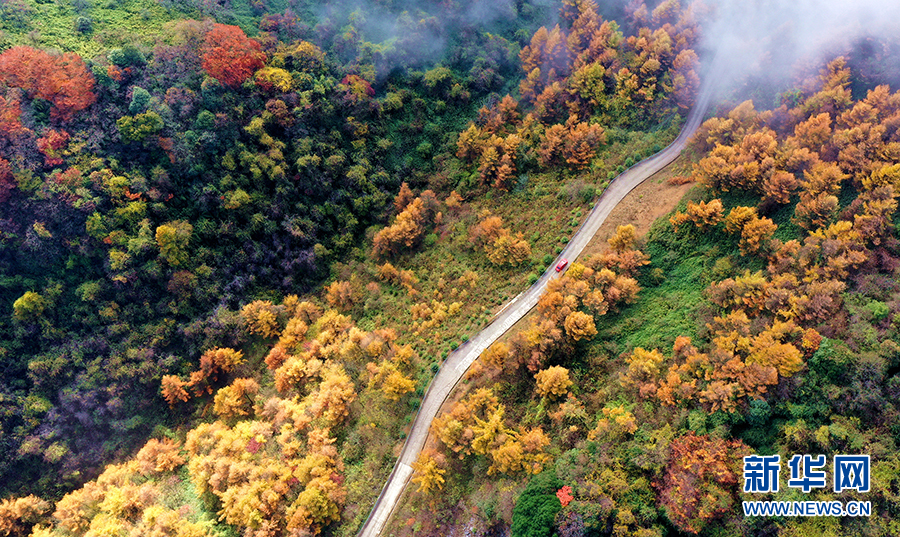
[
  {"left": 480, "top": 341, "right": 509, "bottom": 369},
  {"left": 738, "top": 215, "right": 777, "bottom": 255},
  {"left": 134, "top": 438, "right": 185, "bottom": 475},
  {"left": 372, "top": 197, "right": 428, "bottom": 258},
  {"left": 487, "top": 233, "right": 532, "bottom": 266},
  {"left": 411, "top": 449, "right": 447, "bottom": 493},
  {"left": 368, "top": 360, "right": 416, "bottom": 401},
  {"left": 534, "top": 365, "right": 573, "bottom": 398},
  {"left": 0, "top": 495, "right": 50, "bottom": 537},
  {"left": 241, "top": 300, "right": 282, "bottom": 338},
  {"left": 623, "top": 347, "right": 665, "bottom": 389},
  {"left": 212, "top": 378, "right": 259, "bottom": 418},
  {"left": 607, "top": 224, "right": 637, "bottom": 252},
  {"left": 564, "top": 310, "right": 597, "bottom": 341},
  {"left": 324, "top": 280, "right": 356, "bottom": 311}
]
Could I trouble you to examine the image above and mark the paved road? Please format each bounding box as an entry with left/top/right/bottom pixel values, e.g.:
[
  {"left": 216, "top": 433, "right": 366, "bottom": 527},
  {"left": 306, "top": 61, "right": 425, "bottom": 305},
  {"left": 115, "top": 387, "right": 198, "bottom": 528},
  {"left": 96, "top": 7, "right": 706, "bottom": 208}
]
[{"left": 357, "top": 78, "right": 718, "bottom": 537}]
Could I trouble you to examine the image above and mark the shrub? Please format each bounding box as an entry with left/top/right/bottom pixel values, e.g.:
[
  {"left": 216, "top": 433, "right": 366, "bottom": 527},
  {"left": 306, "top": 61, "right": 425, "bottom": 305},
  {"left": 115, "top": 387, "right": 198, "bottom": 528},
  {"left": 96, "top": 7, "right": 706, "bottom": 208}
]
[{"left": 74, "top": 16, "right": 92, "bottom": 34}]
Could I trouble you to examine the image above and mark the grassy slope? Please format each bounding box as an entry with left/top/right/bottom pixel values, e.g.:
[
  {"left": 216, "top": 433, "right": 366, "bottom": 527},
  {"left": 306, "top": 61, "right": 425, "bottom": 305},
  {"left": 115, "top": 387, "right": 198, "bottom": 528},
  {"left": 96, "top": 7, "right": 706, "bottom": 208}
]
[{"left": 1, "top": 0, "right": 192, "bottom": 58}]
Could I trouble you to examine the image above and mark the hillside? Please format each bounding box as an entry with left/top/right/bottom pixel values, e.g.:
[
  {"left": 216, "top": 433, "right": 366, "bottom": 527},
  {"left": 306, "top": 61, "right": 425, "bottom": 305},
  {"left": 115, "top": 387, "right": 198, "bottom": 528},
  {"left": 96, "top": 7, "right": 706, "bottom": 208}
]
[{"left": 1, "top": 0, "right": 899, "bottom": 536}]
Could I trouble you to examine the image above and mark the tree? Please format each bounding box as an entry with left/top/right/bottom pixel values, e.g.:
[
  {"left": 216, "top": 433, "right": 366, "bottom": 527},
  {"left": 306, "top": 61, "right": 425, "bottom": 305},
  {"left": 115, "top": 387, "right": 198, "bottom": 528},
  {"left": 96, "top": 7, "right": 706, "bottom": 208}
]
[
  {"left": 310, "top": 363, "right": 356, "bottom": 425},
  {"left": 155, "top": 220, "right": 192, "bottom": 267},
  {"left": 278, "top": 317, "right": 308, "bottom": 353},
  {"left": 203, "top": 346, "right": 245, "bottom": 372},
  {"left": 12, "top": 291, "right": 45, "bottom": 321},
  {"left": 35, "top": 129, "right": 69, "bottom": 167},
  {"left": 723, "top": 206, "right": 756, "bottom": 234},
  {"left": 201, "top": 24, "right": 265, "bottom": 87},
  {"left": 534, "top": 366, "right": 573, "bottom": 398},
  {"left": 254, "top": 66, "right": 293, "bottom": 92},
  {"left": 393, "top": 182, "right": 414, "bottom": 212},
  {"left": 160, "top": 375, "right": 190, "bottom": 407},
  {"left": 738, "top": 215, "right": 777, "bottom": 254},
  {"left": 468, "top": 215, "right": 506, "bottom": 250},
  {"left": 0, "top": 46, "right": 96, "bottom": 122},
  {"left": 213, "top": 378, "right": 259, "bottom": 418},
  {"left": 794, "top": 192, "right": 839, "bottom": 230},
  {"left": 0, "top": 97, "right": 25, "bottom": 143},
  {"left": 134, "top": 438, "right": 185, "bottom": 475},
  {"left": 382, "top": 370, "right": 416, "bottom": 400},
  {"left": 373, "top": 197, "right": 429, "bottom": 258},
  {"left": 480, "top": 341, "right": 509, "bottom": 369},
  {"left": 607, "top": 224, "right": 636, "bottom": 252},
  {"left": 511, "top": 471, "right": 562, "bottom": 537},
  {"left": 411, "top": 450, "right": 446, "bottom": 493},
  {"left": 489, "top": 437, "right": 526, "bottom": 475},
  {"left": 117, "top": 111, "right": 163, "bottom": 142},
  {"left": 325, "top": 280, "right": 356, "bottom": 311},
  {"left": 537, "top": 114, "right": 606, "bottom": 169},
  {"left": 762, "top": 171, "right": 798, "bottom": 205},
  {"left": 563, "top": 311, "right": 597, "bottom": 341},
  {"left": 240, "top": 300, "right": 281, "bottom": 338},
  {"left": 487, "top": 233, "right": 532, "bottom": 266},
  {"left": 672, "top": 48, "right": 700, "bottom": 109},
  {"left": 659, "top": 434, "right": 746, "bottom": 534},
  {"left": 0, "top": 495, "right": 50, "bottom": 537},
  {"left": 623, "top": 347, "right": 665, "bottom": 394},
  {"left": 368, "top": 359, "right": 416, "bottom": 401}
]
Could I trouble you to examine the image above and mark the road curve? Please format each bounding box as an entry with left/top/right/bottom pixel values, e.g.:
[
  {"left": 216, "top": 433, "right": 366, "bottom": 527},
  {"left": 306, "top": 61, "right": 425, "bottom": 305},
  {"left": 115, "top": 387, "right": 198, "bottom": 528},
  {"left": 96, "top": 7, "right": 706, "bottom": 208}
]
[{"left": 357, "top": 77, "right": 718, "bottom": 537}]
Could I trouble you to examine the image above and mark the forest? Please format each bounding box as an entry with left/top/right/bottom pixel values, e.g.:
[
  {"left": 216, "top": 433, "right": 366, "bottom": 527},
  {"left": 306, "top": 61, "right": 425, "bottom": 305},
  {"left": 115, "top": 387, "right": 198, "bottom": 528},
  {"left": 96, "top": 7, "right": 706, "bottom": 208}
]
[{"left": 1, "top": 0, "right": 899, "bottom": 535}]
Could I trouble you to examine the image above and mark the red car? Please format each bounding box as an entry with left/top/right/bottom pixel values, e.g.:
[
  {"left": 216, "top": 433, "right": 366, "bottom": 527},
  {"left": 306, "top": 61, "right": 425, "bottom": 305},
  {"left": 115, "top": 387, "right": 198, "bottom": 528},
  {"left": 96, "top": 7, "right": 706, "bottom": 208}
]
[{"left": 555, "top": 258, "right": 569, "bottom": 272}]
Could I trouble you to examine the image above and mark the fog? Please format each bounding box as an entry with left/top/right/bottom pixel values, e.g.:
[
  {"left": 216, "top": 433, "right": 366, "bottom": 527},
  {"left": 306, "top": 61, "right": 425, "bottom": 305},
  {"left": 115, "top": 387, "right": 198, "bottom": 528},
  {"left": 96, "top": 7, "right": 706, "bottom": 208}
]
[
  {"left": 308, "top": 0, "right": 900, "bottom": 101},
  {"left": 697, "top": 0, "right": 900, "bottom": 103}
]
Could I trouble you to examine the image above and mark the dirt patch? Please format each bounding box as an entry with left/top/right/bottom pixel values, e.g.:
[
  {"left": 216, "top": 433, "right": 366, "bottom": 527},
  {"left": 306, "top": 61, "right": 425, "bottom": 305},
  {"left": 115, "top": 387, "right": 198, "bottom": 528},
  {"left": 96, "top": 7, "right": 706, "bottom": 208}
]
[{"left": 581, "top": 156, "right": 696, "bottom": 257}]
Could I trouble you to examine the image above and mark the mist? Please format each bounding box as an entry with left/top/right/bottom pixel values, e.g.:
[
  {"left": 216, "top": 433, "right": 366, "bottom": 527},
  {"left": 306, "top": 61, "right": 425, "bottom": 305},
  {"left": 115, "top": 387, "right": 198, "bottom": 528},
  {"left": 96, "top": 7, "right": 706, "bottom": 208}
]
[
  {"left": 697, "top": 0, "right": 900, "bottom": 105},
  {"left": 309, "top": 0, "right": 550, "bottom": 77}
]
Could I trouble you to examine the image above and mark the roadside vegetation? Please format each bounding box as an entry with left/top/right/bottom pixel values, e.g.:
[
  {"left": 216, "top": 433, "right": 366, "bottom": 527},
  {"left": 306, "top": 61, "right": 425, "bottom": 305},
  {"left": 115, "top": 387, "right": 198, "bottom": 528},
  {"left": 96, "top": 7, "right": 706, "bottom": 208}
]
[
  {"left": 6, "top": 0, "right": 900, "bottom": 535},
  {"left": 393, "top": 56, "right": 900, "bottom": 537}
]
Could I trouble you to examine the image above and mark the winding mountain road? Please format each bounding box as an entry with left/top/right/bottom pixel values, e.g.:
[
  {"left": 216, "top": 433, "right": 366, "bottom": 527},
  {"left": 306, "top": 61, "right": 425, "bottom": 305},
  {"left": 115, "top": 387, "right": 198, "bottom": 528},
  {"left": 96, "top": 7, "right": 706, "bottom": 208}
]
[{"left": 357, "top": 77, "right": 718, "bottom": 536}]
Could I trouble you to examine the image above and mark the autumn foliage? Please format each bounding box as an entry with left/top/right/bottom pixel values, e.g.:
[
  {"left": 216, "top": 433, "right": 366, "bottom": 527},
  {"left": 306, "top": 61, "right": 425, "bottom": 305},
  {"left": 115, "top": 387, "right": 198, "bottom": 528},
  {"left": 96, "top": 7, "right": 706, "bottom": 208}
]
[
  {"left": 411, "top": 449, "right": 447, "bottom": 493},
  {"left": 658, "top": 434, "right": 748, "bottom": 534},
  {"left": 0, "top": 495, "right": 50, "bottom": 537},
  {"left": 431, "top": 388, "right": 551, "bottom": 475},
  {"left": 0, "top": 46, "right": 96, "bottom": 122},
  {"left": 201, "top": 24, "right": 265, "bottom": 87},
  {"left": 468, "top": 213, "right": 532, "bottom": 266},
  {"left": 373, "top": 189, "right": 439, "bottom": 258}
]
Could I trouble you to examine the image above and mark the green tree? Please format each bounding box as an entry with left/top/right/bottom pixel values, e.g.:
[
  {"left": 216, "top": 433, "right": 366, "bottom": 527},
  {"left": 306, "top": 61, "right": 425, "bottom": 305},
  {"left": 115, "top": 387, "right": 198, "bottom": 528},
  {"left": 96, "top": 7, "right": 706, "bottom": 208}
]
[
  {"left": 13, "top": 291, "right": 45, "bottom": 321},
  {"left": 511, "top": 470, "right": 562, "bottom": 537},
  {"left": 128, "top": 86, "right": 150, "bottom": 115},
  {"left": 117, "top": 111, "right": 163, "bottom": 142},
  {"left": 155, "top": 221, "right": 193, "bottom": 267}
]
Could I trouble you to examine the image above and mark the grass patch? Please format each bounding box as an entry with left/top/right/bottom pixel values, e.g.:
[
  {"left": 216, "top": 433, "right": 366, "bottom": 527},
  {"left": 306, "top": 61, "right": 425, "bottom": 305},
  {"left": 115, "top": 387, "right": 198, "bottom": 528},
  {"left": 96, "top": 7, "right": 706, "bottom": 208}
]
[{"left": 2, "top": 0, "right": 195, "bottom": 59}]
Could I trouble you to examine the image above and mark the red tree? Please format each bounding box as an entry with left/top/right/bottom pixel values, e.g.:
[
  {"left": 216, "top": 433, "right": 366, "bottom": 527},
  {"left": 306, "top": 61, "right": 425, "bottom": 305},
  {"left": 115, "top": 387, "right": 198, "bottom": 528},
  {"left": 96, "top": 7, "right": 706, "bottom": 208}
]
[
  {"left": 658, "top": 434, "right": 747, "bottom": 534},
  {"left": 202, "top": 24, "right": 265, "bottom": 87},
  {"left": 36, "top": 129, "right": 70, "bottom": 167},
  {"left": 0, "top": 95, "right": 24, "bottom": 136},
  {"left": 0, "top": 158, "right": 14, "bottom": 203},
  {"left": 0, "top": 46, "right": 96, "bottom": 122},
  {"left": 556, "top": 485, "right": 573, "bottom": 507}
]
